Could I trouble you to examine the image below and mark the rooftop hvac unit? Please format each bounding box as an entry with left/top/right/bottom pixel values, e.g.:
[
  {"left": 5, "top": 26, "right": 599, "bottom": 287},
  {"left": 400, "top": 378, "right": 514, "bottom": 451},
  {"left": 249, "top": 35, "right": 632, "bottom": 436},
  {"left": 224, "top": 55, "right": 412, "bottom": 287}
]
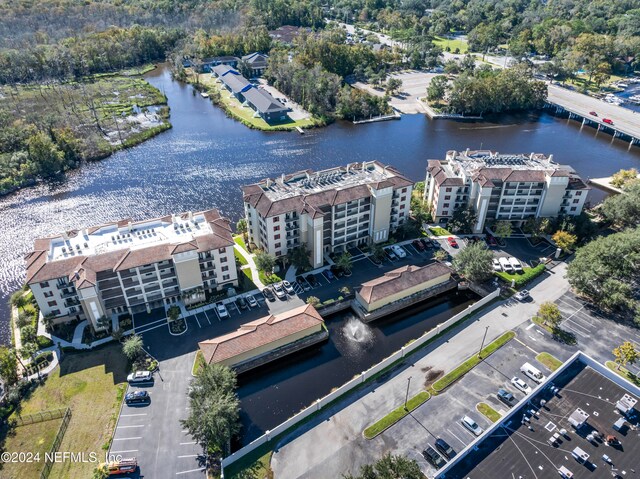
[
  {"left": 616, "top": 393, "right": 637, "bottom": 414},
  {"left": 569, "top": 408, "right": 589, "bottom": 429},
  {"left": 571, "top": 447, "right": 589, "bottom": 464}
]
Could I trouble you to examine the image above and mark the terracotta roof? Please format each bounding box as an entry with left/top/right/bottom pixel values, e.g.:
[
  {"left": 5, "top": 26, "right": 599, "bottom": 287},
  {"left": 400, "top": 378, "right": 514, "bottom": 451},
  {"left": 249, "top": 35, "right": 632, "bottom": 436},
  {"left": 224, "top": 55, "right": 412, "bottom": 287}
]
[
  {"left": 198, "top": 304, "right": 324, "bottom": 365},
  {"left": 504, "top": 170, "right": 546, "bottom": 182},
  {"left": 358, "top": 263, "right": 452, "bottom": 304}
]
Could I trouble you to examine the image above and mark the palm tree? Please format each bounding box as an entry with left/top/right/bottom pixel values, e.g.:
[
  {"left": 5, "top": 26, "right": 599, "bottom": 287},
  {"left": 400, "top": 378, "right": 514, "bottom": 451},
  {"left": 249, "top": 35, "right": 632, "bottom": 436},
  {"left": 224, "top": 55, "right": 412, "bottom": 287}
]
[{"left": 336, "top": 252, "right": 353, "bottom": 273}]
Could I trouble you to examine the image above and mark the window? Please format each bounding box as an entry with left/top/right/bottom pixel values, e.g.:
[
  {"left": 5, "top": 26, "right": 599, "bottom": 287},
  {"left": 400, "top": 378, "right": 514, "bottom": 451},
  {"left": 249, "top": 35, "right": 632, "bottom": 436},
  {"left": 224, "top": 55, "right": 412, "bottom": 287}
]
[
  {"left": 444, "top": 195, "right": 450, "bottom": 200},
  {"left": 274, "top": 225, "right": 280, "bottom": 231},
  {"left": 401, "top": 188, "right": 407, "bottom": 193},
  {"left": 573, "top": 199, "right": 579, "bottom": 204},
  {"left": 274, "top": 234, "right": 280, "bottom": 240},
  {"left": 221, "top": 266, "right": 229, "bottom": 272},
  {"left": 442, "top": 203, "right": 449, "bottom": 208},
  {"left": 445, "top": 188, "right": 452, "bottom": 192},
  {"left": 47, "top": 300, "right": 57, "bottom": 307},
  {"left": 223, "top": 274, "right": 230, "bottom": 281},
  {"left": 274, "top": 242, "right": 281, "bottom": 248},
  {"left": 44, "top": 291, "right": 54, "bottom": 298},
  {"left": 570, "top": 207, "right": 577, "bottom": 211},
  {"left": 399, "top": 212, "right": 405, "bottom": 217},
  {"left": 220, "top": 257, "right": 228, "bottom": 264},
  {"left": 273, "top": 217, "right": 280, "bottom": 223},
  {"left": 442, "top": 210, "right": 448, "bottom": 215},
  {"left": 39, "top": 281, "right": 50, "bottom": 288},
  {"left": 218, "top": 248, "right": 225, "bottom": 254},
  {"left": 51, "top": 309, "right": 61, "bottom": 316},
  {"left": 400, "top": 196, "right": 406, "bottom": 202},
  {"left": 575, "top": 191, "right": 582, "bottom": 196}
]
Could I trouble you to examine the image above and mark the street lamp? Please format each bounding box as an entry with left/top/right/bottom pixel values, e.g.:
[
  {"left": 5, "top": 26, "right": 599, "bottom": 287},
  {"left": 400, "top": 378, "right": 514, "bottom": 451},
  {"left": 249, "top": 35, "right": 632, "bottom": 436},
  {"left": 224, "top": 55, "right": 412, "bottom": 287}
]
[
  {"left": 478, "top": 326, "right": 489, "bottom": 359},
  {"left": 404, "top": 376, "right": 412, "bottom": 411}
]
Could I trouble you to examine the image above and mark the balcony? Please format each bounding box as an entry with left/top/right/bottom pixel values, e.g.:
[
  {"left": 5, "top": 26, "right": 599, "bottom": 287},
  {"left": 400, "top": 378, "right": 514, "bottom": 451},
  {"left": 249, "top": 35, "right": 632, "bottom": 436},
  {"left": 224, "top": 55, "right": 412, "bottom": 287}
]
[
  {"left": 285, "top": 223, "right": 299, "bottom": 231},
  {"left": 97, "top": 278, "right": 120, "bottom": 290},
  {"left": 56, "top": 281, "right": 71, "bottom": 290},
  {"left": 60, "top": 288, "right": 77, "bottom": 298},
  {"left": 162, "top": 279, "right": 178, "bottom": 288},
  {"left": 64, "top": 298, "right": 80, "bottom": 308}
]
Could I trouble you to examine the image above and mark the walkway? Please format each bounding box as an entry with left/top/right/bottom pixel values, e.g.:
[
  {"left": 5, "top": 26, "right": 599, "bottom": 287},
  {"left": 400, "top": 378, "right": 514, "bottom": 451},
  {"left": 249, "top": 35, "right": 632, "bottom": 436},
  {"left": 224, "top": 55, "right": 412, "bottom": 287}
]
[
  {"left": 234, "top": 244, "right": 264, "bottom": 289},
  {"left": 26, "top": 347, "right": 60, "bottom": 381},
  {"left": 271, "top": 263, "right": 572, "bottom": 478}
]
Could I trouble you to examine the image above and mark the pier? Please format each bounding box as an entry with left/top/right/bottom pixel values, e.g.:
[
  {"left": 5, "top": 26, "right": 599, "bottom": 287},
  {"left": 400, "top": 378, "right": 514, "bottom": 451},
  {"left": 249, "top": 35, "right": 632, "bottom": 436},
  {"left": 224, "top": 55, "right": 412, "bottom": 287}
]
[{"left": 545, "top": 84, "right": 640, "bottom": 147}]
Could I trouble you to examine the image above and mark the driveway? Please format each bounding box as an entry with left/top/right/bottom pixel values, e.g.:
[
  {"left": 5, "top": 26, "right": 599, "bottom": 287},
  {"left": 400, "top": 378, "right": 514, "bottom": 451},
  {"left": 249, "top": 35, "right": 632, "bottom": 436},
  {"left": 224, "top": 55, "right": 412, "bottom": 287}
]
[{"left": 352, "top": 71, "right": 437, "bottom": 114}]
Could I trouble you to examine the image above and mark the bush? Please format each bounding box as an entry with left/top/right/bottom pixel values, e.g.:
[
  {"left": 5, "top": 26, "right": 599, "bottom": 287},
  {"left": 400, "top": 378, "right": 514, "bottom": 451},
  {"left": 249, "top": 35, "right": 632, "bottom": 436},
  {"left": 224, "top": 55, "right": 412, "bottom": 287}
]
[
  {"left": 495, "top": 264, "right": 546, "bottom": 287},
  {"left": 20, "top": 324, "right": 37, "bottom": 344},
  {"left": 36, "top": 335, "right": 53, "bottom": 349}
]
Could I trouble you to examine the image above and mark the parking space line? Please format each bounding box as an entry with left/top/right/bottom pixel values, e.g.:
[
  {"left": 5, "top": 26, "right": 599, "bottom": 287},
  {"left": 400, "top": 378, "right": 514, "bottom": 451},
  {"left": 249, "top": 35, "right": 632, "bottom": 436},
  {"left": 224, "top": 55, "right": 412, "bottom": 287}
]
[
  {"left": 176, "top": 467, "right": 206, "bottom": 475},
  {"left": 564, "top": 318, "right": 590, "bottom": 333},
  {"left": 561, "top": 321, "right": 587, "bottom": 337},
  {"left": 180, "top": 441, "right": 197, "bottom": 445},
  {"left": 200, "top": 312, "right": 211, "bottom": 326},
  {"left": 204, "top": 310, "right": 216, "bottom": 323},
  {"left": 513, "top": 337, "right": 539, "bottom": 355},
  {"left": 446, "top": 428, "right": 468, "bottom": 447},
  {"left": 456, "top": 423, "right": 477, "bottom": 438},
  {"left": 120, "top": 413, "right": 147, "bottom": 417},
  {"left": 177, "top": 454, "right": 200, "bottom": 458},
  {"left": 113, "top": 437, "right": 142, "bottom": 441},
  {"left": 110, "top": 449, "right": 138, "bottom": 454},
  {"left": 118, "top": 425, "right": 145, "bottom": 428},
  {"left": 193, "top": 314, "right": 202, "bottom": 328},
  {"left": 228, "top": 302, "right": 239, "bottom": 314}
]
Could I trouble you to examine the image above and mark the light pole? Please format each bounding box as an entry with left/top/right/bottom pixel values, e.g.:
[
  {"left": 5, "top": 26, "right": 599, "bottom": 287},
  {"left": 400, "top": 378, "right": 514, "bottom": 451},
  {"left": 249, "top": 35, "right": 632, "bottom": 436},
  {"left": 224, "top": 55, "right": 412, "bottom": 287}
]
[
  {"left": 404, "top": 376, "right": 412, "bottom": 411},
  {"left": 478, "top": 326, "right": 489, "bottom": 359}
]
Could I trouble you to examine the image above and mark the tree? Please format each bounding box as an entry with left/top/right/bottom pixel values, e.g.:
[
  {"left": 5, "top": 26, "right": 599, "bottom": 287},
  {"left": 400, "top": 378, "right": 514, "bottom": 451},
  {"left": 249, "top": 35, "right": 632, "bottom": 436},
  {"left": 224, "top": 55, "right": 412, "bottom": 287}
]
[
  {"left": 523, "top": 217, "right": 551, "bottom": 239},
  {"left": 288, "top": 245, "right": 311, "bottom": 271},
  {"left": 427, "top": 75, "right": 448, "bottom": 103},
  {"left": 613, "top": 341, "right": 638, "bottom": 371},
  {"left": 452, "top": 242, "right": 494, "bottom": 282},
  {"left": 236, "top": 218, "right": 247, "bottom": 238},
  {"left": 600, "top": 181, "right": 640, "bottom": 228},
  {"left": 537, "top": 302, "right": 563, "bottom": 329},
  {"left": 552, "top": 230, "right": 577, "bottom": 252},
  {"left": 96, "top": 315, "right": 110, "bottom": 331},
  {"left": 27, "top": 132, "right": 66, "bottom": 178},
  {"left": 434, "top": 249, "right": 448, "bottom": 262},
  {"left": 448, "top": 206, "right": 477, "bottom": 234},
  {"left": 254, "top": 252, "right": 276, "bottom": 274},
  {"left": 122, "top": 334, "right": 144, "bottom": 362},
  {"left": 336, "top": 252, "right": 353, "bottom": 272},
  {"left": 167, "top": 305, "right": 181, "bottom": 322},
  {"left": 385, "top": 77, "right": 402, "bottom": 96},
  {"left": 20, "top": 324, "right": 36, "bottom": 344},
  {"left": 494, "top": 221, "right": 512, "bottom": 240},
  {"left": 371, "top": 244, "right": 386, "bottom": 262},
  {"left": 410, "top": 197, "right": 431, "bottom": 225},
  {"left": 0, "top": 346, "right": 18, "bottom": 385},
  {"left": 10, "top": 290, "right": 28, "bottom": 311},
  {"left": 610, "top": 168, "right": 639, "bottom": 190},
  {"left": 306, "top": 296, "right": 320, "bottom": 307},
  {"left": 181, "top": 363, "right": 240, "bottom": 455},
  {"left": 342, "top": 453, "right": 423, "bottom": 479}
]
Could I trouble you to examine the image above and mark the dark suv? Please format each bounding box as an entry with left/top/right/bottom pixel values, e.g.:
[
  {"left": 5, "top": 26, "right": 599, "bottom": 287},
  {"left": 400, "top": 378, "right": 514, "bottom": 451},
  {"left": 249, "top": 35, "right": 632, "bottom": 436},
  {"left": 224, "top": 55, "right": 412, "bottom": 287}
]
[
  {"left": 497, "top": 388, "right": 516, "bottom": 407},
  {"left": 125, "top": 390, "right": 150, "bottom": 405},
  {"left": 422, "top": 445, "right": 446, "bottom": 469},
  {"left": 435, "top": 438, "right": 456, "bottom": 459}
]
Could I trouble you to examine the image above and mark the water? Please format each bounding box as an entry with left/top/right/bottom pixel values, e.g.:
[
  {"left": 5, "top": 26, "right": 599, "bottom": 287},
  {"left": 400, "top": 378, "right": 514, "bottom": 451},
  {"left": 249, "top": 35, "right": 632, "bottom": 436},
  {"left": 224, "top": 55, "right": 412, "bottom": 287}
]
[
  {"left": 236, "top": 291, "right": 476, "bottom": 444},
  {"left": 0, "top": 64, "right": 639, "bottom": 343}
]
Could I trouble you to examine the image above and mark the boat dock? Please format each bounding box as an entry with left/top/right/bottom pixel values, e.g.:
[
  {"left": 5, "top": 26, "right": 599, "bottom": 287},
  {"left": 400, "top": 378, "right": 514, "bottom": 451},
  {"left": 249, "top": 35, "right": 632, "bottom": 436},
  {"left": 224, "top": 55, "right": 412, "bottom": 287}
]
[{"left": 545, "top": 84, "right": 640, "bottom": 147}]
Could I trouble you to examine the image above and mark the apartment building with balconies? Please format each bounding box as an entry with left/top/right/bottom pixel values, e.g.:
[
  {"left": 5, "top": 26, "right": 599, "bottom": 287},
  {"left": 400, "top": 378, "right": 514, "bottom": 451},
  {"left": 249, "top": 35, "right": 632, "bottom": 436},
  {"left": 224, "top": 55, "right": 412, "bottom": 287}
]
[
  {"left": 424, "top": 150, "right": 589, "bottom": 234},
  {"left": 242, "top": 161, "right": 414, "bottom": 268},
  {"left": 25, "top": 209, "right": 237, "bottom": 331}
]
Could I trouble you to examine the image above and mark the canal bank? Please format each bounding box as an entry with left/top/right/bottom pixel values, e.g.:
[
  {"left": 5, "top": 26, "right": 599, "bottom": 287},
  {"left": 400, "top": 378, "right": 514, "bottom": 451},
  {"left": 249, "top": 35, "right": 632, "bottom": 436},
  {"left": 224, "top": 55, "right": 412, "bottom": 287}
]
[{"left": 1, "top": 64, "right": 640, "bottom": 343}]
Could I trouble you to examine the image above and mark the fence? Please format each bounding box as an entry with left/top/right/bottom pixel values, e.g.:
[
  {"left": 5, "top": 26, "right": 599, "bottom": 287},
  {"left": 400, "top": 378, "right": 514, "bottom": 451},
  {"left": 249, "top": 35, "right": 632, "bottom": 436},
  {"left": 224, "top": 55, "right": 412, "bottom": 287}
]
[
  {"left": 14, "top": 408, "right": 67, "bottom": 427},
  {"left": 40, "top": 408, "right": 72, "bottom": 479},
  {"left": 221, "top": 288, "right": 500, "bottom": 473}
]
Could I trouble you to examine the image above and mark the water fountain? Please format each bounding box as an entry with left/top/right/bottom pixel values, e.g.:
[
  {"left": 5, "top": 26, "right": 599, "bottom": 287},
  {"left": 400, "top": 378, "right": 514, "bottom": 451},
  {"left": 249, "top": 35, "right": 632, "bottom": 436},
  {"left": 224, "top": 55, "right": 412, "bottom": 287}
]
[{"left": 344, "top": 316, "right": 374, "bottom": 343}]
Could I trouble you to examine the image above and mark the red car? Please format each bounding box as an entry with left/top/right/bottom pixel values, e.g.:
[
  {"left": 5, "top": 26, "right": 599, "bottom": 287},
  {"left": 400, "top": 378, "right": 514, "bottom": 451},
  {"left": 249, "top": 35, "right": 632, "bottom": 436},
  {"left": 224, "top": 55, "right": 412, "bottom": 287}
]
[
  {"left": 589, "top": 111, "right": 598, "bottom": 116},
  {"left": 447, "top": 237, "right": 458, "bottom": 248},
  {"left": 603, "top": 118, "right": 614, "bottom": 125}
]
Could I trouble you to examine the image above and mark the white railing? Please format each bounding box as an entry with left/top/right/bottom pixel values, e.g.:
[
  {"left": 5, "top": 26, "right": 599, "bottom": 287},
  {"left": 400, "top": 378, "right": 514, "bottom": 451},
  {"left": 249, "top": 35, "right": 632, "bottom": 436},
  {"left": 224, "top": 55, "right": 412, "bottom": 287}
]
[{"left": 221, "top": 288, "right": 500, "bottom": 473}]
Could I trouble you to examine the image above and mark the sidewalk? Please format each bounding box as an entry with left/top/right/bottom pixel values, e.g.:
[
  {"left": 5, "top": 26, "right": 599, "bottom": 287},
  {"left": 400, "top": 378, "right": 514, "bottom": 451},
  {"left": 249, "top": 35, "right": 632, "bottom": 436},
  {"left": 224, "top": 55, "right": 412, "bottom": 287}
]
[
  {"left": 271, "top": 263, "right": 571, "bottom": 479},
  {"left": 234, "top": 244, "right": 264, "bottom": 289}
]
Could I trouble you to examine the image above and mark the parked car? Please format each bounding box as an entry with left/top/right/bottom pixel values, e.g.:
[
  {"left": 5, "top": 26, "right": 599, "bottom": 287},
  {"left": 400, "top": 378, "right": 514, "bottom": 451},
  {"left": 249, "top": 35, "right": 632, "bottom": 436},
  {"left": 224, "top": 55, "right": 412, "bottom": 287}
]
[
  {"left": 514, "top": 289, "right": 530, "bottom": 301},
  {"left": 125, "top": 390, "right": 150, "bottom": 405},
  {"left": 461, "top": 415, "right": 484, "bottom": 436},
  {"left": 492, "top": 258, "right": 502, "bottom": 272},
  {"left": 521, "top": 362, "right": 546, "bottom": 384},
  {"left": 246, "top": 294, "right": 258, "bottom": 308},
  {"left": 272, "top": 282, "right": 287, "bottom": 299},
  {"left": 447, "top": 237, "right": 458, "bottom": 248},
  {"left": 324, "top": 269, "right": 336, "bottom": 280},
  {"left": 282, "top": 280, "right": 295, "bottom": 295},
  {"left": 508, "top": 257, "right": 523, "bottom": 272},
  {"left": 306, "top": 274, "right": 319, "bottom": 287},
  {"left": 127, "top": 371, "right": 152, "bottom": 384},
  {"left": 384, "top": 247, "right": 398, "bottom": 260},
  {"left": 412, "top": 239, "right": 425, "bottom": 251},
  {"left": 216, "top": 302, "right": 229, "bottom": 318},
  {"left": 431, "top": 239, "right": 440, "bottom": 248},
  {"left": 435, "top": 438, "right": 456, "bottom": 459},
  {"left": 422, "top": 445, "right": 446, "bottom": 469},
  {"left": 330, "top": 265, "right": 344, "bottom": 278},
  {"left": 392, "top": 245, "right": 407, "bottom": 258},
  {"left": 296, "top": 275, "right": 311, "bottom": 291},
  {"left": 499, "top": 257, "right": 514, "bottom": 273},
  {"left": 589, "top": 111, "right": 598, "bottom": 116},
  {"left": 511, "top": 376, "right": 532, "bottom": 394},
  {"left": 603, "top": 118, "right": 614, "bottom": 125},
  {"left": 497, "top": 389, "right": 516, "bottom": 407},
  {"left": 236, "top": 296, "right": 248, "bottom": 310},
  {"left": 262, "top": 287, "right": 276, "bottom": 301}
]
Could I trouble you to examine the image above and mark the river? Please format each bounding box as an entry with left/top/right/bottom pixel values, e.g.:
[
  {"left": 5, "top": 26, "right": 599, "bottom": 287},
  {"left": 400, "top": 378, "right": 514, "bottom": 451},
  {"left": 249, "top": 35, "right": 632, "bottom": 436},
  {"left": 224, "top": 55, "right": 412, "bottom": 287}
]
[{"left": 0, "top": 64, "right": 639, "bottom": 343}]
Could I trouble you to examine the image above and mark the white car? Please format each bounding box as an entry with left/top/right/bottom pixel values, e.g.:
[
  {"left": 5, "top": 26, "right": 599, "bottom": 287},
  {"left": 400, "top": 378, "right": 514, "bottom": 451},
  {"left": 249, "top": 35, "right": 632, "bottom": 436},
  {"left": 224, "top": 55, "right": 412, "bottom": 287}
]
[
  {"left": 282, "top": 280, "right": 295, "bottom": 295},
  {"left": 461, "top": 415, "right": 484, "bottom": 436},
  {"left": 499, "top": 257, "right": 514, "bottom": 273},
  {"left": 511, "top": 376, "right": 532, "bottom": 394},
  {"left": 514, "top": 289, "right": 530, "bottom": 301},
  {"left": 272, "top": 283, "right": 287, "bottom": 299},
  {"left": 392, "top": 245, "right": 407, "bottom": 258},
  {"left": 127, "top": 370, "right": 152, "bottom": 383},
  {"left": 216, "top": 302, "right": 229, "bottom": 319},
  {"left": 509, "top": 257, "right": 523, "bottom": 272},
  {"left": 246, "top": 294, "right": 258, "bottom": 308},
  {"left": 492, "top": 258, "right": 502, "bottom": 272}
]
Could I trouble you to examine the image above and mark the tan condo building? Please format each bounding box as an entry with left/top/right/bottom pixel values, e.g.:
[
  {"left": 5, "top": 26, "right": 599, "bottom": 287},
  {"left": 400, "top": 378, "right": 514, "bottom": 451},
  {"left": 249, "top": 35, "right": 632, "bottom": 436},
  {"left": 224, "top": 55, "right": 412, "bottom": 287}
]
[
  {"left": 241, "top": 161, "right": 414, "bottom": 268},
  {"left": 25, "top": 209, "right": 237, "bottom": 331},
  {"left": 424, "top": 150, "right": 589, "bottom": 234}
]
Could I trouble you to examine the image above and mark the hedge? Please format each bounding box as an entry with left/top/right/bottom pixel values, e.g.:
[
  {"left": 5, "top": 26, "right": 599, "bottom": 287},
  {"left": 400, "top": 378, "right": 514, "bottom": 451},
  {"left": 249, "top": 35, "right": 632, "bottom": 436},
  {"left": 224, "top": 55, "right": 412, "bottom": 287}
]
[{"left": 495, "top": 263, "right": 546, "bottom": 288}]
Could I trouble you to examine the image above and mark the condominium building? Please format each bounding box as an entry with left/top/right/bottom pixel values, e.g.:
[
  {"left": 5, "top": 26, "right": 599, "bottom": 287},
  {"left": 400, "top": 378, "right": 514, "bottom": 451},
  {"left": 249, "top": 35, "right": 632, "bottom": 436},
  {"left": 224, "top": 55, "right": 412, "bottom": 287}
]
[
  {"left": 25, "top": 209, "right": 237, "bottom": 331},
  {"left": 424, "top": 150, "right": 589, "bottom": 233},
  {"left": 242, "top": 161, "right": 414, "bottom": 268}
]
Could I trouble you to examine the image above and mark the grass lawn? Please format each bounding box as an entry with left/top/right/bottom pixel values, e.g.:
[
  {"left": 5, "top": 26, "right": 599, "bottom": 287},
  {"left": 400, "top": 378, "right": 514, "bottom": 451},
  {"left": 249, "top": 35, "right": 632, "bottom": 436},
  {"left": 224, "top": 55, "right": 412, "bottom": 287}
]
[
  {"left": 536, "top": 352, "right": 563, "bottom": 372},
  {"left": 233, "top": 235, "right": 247, "bottom": 251},
  {"left": 191, "top": 73, "right": 320, "bottom": 131},
  {"left": 429, "top": 227, "right": 452, "bottom": 237},
  {"left": 2, "top": 418, "right": 63, "bottom": 478},
  {"left": 605, "top": 361, "right": 640, "bottom": 387},
  {"left": 258, "top": 270, "right": 282, "bottom": 285},
  {"left": 6, "top": 344, "right": 128, "bottom": 479},
  {"left": 531, "top": 317, "right": 577, "bottom": 345},
  {"left": 234, "top": 248, "right": 248, "bottom": 266},
  {"left": 477, "top": 402, "right": 501, "bottom": 423},
  {"left": 433, "top": 36, "right": 469, "bottom": 54},
  {"left": 495, "top": 264, "right": 546, "bottom": 288},
  {"left": 363, "top": 391, "right": 430, "bottom": 439},
  {"left": 432, "top": 331, "right": 515, "bottom": 392},
  {"left": 192, "top": 350, "right": 205, "bottom": 376}
]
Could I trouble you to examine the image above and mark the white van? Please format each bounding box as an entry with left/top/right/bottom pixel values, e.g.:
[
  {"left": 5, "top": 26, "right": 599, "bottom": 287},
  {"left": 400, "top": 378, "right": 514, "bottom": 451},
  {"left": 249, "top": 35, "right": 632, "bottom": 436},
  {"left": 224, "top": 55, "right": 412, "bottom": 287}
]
[
  {"left": 499, "top": 257, "right": 513, "bottom": 273},
  {"left": 521, "top": 362, "right": 546, "bottom": 384}
]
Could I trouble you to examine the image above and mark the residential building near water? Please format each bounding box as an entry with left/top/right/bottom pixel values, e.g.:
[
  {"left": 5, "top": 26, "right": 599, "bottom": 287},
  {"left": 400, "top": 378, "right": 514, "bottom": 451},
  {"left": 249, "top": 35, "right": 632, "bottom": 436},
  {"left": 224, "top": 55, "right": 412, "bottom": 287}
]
[
  {"left": 241, "top": 161, "right": 414, "bottom": 268},
  {"left": 424, "top": 150, "right": 589, "bottom": 233},
  {"left": 25, "top": 209, "right": 237, "bottom": 331}
]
